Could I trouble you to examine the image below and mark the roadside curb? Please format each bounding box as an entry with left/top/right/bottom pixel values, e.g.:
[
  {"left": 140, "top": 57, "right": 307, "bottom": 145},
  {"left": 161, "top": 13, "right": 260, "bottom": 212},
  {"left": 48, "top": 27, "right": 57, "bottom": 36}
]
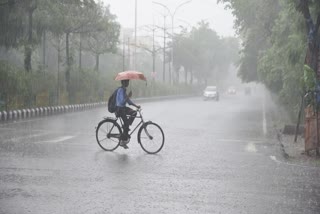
[
  {"left": 265, "top": 94, "right": 313, "bottom": 164},
  {"left": 273, "top": 127, "right": 320, "bottom": 167},
  {"left": 0, "top": 102, "right": 106, "bottom": 122},
  {"left": 0, "top": 94, "right": 194, "bottom": 123}
]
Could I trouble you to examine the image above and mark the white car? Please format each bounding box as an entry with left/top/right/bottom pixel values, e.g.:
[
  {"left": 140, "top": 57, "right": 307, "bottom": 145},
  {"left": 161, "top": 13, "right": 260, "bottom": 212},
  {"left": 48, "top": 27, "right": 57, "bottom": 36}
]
[{"left": 203, "top": 86, "right": 219, "bottom": 101}]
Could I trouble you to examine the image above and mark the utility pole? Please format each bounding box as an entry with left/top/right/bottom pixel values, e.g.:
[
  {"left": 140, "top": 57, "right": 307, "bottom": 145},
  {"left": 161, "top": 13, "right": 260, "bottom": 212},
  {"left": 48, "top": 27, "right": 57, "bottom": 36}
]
[
  {"left": 138, "top": 25, "right": 161, "bottom": 81},
  {"left": 122, "top": 35, "right": 126, "bottom": 71},
  {"left": 163, "top": 15, "right": 167, "bottom": 83},
  {"left": 134, "top": 0, "right": 137, "bottom": 70},
  {"left": 127, "top": 37, "right": 130, "bottom": 69},
  {"left": 79, "top": 33, "right": 82, "bottom": 70},
  {"left": 152, "top": 28, "right": 155, "bottom": 80},
  {"left": 153, "top": 0, "right": 192, "bottom": 84}
]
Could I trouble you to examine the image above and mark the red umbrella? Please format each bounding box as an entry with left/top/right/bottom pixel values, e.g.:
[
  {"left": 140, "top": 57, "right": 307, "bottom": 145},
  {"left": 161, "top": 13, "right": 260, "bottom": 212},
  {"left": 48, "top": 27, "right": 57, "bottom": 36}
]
[{"left": 115, "top": 70, "right": 147, "bottom": 81}]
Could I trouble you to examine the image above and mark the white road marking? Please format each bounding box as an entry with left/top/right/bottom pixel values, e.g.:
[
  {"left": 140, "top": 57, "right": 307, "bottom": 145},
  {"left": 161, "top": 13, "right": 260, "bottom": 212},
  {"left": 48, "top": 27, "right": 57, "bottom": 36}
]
[
  {"left": 36, "top": 136, "right": 75, "bottom": 144},
  {"left": 245, "top": 142, "right": 257, "bottom": 153},
  {"left": 0, "top": 118, "right": 46, "bottom": 126},
  {"left": 270, "top": 155, "right": 277, "bottom": 161},
  {"left": 0, "top": 127, "right": 17, "bottom": 131},
  {"left": 218, "top": 138, "right": 264, "bottom": 144},
  {"left": 2, "top": 133, "right": 51, "bottom": 143}
]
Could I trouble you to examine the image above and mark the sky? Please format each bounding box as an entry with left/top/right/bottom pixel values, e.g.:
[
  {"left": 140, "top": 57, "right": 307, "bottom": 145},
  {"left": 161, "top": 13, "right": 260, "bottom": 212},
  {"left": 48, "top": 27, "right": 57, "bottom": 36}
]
[{"left": 101, "top": 0, "right": 236, "bottom": 38}]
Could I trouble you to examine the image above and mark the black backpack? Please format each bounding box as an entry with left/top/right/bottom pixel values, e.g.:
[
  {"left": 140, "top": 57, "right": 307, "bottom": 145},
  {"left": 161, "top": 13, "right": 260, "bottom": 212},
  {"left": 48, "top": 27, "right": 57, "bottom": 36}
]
[{"left": 108, "top": 87, "right": 120, "bottom": 113}]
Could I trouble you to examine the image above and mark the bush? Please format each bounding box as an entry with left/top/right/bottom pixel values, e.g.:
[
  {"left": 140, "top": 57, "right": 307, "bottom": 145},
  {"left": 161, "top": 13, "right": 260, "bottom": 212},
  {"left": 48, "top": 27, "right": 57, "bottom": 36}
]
[{"left": 0, "top": 60, "right": 198, "bottom": 111}]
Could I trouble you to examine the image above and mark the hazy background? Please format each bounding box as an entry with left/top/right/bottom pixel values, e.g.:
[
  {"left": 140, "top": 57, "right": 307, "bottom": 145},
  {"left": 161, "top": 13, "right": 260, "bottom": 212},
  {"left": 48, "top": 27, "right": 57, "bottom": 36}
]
[{"left": 102, "top": 0, "right": 235, "bottom": 37}]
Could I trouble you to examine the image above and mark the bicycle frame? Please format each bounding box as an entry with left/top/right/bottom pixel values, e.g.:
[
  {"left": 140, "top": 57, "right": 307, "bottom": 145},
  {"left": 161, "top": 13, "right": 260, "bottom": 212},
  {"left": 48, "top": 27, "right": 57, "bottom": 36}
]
[
  {"left": 117, "top": 108, "right": 148, "bottom": 137},
  {"left": 101, "top": 108, "right": 153, "bottom": 141}
]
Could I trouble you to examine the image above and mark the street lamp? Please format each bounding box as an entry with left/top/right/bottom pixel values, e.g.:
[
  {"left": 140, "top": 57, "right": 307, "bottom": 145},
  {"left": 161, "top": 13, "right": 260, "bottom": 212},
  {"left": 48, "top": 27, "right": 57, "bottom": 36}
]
[
  {"left": 134, "top": 0, "right": 137, "bottom": 70},
  {"left": 177, "top": 18, "right": 193, "bottom": 31},
  {"left": 153, "top": 0, "right": 192, "bottom": 84}
]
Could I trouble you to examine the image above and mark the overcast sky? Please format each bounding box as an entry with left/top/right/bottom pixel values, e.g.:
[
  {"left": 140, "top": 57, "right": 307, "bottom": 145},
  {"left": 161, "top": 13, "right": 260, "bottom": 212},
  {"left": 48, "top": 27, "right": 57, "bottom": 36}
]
[{"left": 101, "top": 0, "right": 236, "bottom": 37}]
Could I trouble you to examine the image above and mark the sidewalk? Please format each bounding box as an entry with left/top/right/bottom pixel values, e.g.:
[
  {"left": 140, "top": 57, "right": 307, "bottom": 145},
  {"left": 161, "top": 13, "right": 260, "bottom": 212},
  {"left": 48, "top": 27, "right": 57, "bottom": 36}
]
[
  {"left": 265, "top": 90, "right": 320, "bottom": 167},
  {"left": 278, "top": 134, "right": 320, "bottom": 167}
]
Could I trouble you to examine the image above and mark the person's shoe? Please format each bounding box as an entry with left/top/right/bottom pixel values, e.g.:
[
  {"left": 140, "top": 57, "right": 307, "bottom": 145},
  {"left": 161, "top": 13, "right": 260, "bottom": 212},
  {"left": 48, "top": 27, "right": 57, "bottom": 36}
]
[
  {"left": 121, "top": 144, "right": 129, "bottom": 149},
  {"left": 120, "top": 139, "right": 129, "bottom": 149}
]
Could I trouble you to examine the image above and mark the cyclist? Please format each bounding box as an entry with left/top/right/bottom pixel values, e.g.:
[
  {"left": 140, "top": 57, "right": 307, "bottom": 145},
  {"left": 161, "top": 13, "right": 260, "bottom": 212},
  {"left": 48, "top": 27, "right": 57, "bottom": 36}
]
[{"left": 116, "top": 79, "right": 140, "bottom": 149}]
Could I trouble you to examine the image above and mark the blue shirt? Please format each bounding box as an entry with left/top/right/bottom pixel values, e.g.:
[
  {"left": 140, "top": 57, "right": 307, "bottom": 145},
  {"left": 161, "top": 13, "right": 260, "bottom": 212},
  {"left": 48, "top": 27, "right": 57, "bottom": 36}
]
[{"left": 116, "top": 87, "right": 134, "bottom": 107}]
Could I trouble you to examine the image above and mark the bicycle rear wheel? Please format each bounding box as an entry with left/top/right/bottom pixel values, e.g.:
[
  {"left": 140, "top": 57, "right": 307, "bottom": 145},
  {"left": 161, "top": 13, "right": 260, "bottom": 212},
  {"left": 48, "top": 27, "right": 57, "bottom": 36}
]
[
  {"left": 96, "top": 119, "right": 121, "bottom": 151},
  {"left": 138, "top": 122, "right": 164, "bottom": 154}
]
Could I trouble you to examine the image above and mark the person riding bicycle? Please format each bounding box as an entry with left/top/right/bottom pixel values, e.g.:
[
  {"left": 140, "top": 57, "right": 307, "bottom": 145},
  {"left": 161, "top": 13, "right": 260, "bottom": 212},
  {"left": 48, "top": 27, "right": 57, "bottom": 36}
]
[{"left": 116, "top": 79, "right": 140, "bottom": 149}]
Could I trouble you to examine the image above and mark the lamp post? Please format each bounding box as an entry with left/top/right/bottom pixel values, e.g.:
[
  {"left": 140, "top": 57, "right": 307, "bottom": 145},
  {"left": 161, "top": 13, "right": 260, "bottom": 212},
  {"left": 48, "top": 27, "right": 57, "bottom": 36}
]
[
  {"left": 163, "top": 14, "right": 167, "bottom": 83},
  {"left": 134, "top": 0, "right": 137, "bottom": 70},
  {"left": 153, "top": 12, "right": 169, "bottom": 83},
  {"left": 153, "top": 0, "right": 192, "bottom": 84}
]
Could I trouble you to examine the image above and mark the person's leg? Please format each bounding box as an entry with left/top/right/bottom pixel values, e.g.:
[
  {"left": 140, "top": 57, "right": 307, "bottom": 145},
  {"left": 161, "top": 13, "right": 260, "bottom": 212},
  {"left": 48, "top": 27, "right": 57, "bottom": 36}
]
[
  {"left": 118, "top": 107, "right": 129, "bottom": 141},
  {"left": 125, "top": 107, "right": 137, "bottom": 126}
]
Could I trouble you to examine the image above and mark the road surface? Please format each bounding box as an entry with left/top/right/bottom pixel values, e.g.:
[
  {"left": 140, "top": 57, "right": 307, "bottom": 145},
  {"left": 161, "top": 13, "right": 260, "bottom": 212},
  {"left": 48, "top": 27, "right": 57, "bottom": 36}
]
[{"left": 0, "top": 90, "right": 319, "bottom": 213}]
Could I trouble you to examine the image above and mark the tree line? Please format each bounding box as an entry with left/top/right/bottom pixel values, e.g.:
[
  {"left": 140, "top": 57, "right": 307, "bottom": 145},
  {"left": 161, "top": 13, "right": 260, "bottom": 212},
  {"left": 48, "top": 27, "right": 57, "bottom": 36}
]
[
  {"left": 0, "top": 0, "right": 123, "bottom": 110},
  {"left": 218, "top": 0, "right": 320, "bottom": 118},
  {"left": 172, "top": 21, "right": 239, "bottom": 87},
  {"left": 0, "top": 0, "right": 239, "bottom": 111}
]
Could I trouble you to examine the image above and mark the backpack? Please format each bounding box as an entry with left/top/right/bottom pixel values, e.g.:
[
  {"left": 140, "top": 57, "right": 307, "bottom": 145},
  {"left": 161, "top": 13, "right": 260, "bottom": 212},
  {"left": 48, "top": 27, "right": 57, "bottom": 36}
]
[{"left": 108, "top": 87, "right": 120, "bottom": 113}]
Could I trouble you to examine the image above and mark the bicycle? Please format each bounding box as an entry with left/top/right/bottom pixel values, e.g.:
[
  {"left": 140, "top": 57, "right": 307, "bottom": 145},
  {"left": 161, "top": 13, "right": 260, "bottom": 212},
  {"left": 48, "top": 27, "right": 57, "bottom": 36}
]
[{"left": 95, "top": 108, "right": 165, "bottom": 154}]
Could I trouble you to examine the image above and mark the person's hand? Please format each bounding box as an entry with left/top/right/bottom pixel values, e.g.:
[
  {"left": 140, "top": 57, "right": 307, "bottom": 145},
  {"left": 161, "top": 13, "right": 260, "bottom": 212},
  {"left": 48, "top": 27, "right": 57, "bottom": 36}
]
[
  {"left": 127, "top": 90, "right": 132, "bottom": 98},
  {"left": 136, "top": 105, "right": 141, "bottom": 109}
]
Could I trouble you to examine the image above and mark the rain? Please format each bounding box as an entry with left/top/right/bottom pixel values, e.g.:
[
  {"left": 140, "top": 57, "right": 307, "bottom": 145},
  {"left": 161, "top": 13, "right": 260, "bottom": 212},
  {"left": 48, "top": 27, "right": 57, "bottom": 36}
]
[{"left": 0, "top": 0, "right": 320, "bottom": 213}]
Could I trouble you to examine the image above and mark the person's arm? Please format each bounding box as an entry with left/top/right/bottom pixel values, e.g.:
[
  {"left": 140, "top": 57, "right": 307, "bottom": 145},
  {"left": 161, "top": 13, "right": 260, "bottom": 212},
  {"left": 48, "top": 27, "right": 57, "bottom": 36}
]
[{"left": 126, "top": 90, "right": 140, "bottom": 108}]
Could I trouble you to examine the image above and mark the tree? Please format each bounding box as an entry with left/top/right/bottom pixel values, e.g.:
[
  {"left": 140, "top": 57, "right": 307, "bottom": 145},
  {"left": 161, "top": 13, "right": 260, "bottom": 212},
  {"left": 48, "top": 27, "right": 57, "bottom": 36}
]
[
  {"left": 217, "top": 0, "right": 280, "bottom": 82},
  {"left": 85, "top": 5, "right": 120, "bottom": 72},
  {"left": 132, "top": 26, "right": 163, "bottom": 81},
  {"left": 0, "top": 0, "right": 25, "bottom": 49},
  {"left": 295, "top": 0, "right": 320, "bottom": 76},
  {"left": 217, "top": 0, "right": 320, "bottom": 117},
  {"left": 172, "top": 27, "right": 197, "bottom": 84},
  {"left": 172, "top": 21, "right": 238, "bottom": 85},
  {"left": 0, "top": 0, "right": 41, "bottom": 72},
  {"left": 46, "top": 0, "right": 102, "bottom": 101},
  {"left": 23, "top": 0, "right": 38, "bottom": 72}
]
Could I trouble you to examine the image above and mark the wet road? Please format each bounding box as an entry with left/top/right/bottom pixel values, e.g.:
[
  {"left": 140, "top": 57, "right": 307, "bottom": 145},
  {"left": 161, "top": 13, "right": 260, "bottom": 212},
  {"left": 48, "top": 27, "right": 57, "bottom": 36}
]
[{"left": 0, "top": 90, "right": 320, "bottom": 214}]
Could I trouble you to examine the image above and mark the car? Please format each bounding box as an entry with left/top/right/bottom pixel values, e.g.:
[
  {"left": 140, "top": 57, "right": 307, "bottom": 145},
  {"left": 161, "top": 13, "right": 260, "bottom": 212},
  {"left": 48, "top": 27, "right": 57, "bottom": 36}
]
[
  {"left": 227, "top": 86, "right": 236, "bottom": 95},
  {"left": 203, "top": 86, "right": 219, "bottom": 101}
]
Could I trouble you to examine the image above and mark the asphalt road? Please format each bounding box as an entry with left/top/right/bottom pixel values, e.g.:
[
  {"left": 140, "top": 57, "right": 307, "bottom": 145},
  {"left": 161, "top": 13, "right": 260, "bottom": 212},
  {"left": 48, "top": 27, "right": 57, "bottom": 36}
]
[{"left": 0, "top": 90, "right": 319, "bottom": 214}]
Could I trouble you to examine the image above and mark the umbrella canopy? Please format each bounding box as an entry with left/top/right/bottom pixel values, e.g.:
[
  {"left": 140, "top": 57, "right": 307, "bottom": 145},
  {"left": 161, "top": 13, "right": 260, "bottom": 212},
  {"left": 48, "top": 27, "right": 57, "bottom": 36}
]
[{"left": 115, "top": 70, "right": 147, "bottom": 81}]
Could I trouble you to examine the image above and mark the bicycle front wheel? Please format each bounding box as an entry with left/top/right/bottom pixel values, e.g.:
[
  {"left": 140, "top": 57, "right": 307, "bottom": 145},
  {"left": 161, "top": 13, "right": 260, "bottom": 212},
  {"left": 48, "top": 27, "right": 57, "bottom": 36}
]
[
  {"left": 96, "top": 119, "right": 121, "bottom": 151},
  {"left": 138, "top": 122, "right": 164, "bottom": 154}
]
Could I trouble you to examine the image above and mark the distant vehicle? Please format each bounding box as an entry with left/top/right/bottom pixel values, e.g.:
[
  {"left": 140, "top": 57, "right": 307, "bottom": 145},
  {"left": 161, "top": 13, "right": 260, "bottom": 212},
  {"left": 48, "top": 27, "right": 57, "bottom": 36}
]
[
  {"left": 203, "top": 86, "right": 219, "bottom": 101},
  {"left": 227, "top": 86, "right": 236, "bottom": 95}
]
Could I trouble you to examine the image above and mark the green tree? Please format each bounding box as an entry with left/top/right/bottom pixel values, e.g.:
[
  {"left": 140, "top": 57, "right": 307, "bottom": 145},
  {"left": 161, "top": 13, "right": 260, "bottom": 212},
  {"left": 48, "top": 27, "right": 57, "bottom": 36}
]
[
  {"left": 218, "top": 0, "right": 280, "bottom": 82},
  {"left": 217, "top": 0, "right": 320, "bottom": 117},
  {"left": 84, "top": 5, "right": 120, "bottom": 72},
  {"left": 295, "top": 0, "right": 320, "bottom": 75},
  {"left": 173, "top": 21, "right": 239, "bottom": 85},
  {"left": 46, "top": 0, "right": 102, "bottom": 101},
  {"left": 0, "top": 0, "right": 41, "bottom": 72},
  {"left": 173, "top": 28, "right": 197, "bottom": 84},
  {"left": 0, "top": 0, "right": 25, "bottom": 49}
]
